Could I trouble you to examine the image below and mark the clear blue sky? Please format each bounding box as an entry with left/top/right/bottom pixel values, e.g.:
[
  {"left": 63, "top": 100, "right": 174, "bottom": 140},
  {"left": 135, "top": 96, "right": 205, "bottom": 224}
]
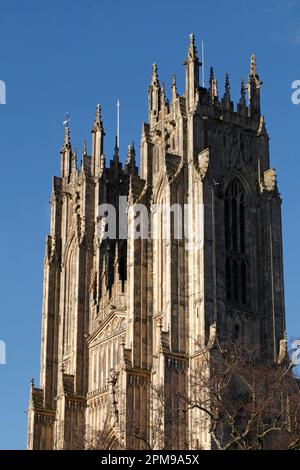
[{"left": 0, "top": 0, "right": 299, "bottom": 449}]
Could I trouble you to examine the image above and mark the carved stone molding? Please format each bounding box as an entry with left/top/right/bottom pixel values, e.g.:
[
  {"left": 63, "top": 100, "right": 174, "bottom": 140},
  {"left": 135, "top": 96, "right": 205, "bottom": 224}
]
[{"left": 198, "top": 147, "right": 210, "bottom": 180}]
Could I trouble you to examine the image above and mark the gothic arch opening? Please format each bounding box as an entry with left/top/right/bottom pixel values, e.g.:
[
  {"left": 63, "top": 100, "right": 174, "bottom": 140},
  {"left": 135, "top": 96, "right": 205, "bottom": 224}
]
[
  {"left": 225, "top": 179, "right": 249, "bottom": 307},
  {"left": 64, "top": 242, "right": 76, "bottom": 358}
]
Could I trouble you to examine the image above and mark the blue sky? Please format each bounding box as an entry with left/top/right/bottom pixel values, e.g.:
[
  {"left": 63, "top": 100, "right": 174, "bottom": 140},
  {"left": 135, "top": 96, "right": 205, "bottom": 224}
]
[{"left": 0, "top": 0, "right": 300, "bottom": 449}]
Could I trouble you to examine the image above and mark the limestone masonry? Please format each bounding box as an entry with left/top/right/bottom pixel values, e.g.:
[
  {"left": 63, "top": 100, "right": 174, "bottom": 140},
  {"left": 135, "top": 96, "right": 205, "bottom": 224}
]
[{"left": 27, "top": 34, "right": 286, "bottom": 450}]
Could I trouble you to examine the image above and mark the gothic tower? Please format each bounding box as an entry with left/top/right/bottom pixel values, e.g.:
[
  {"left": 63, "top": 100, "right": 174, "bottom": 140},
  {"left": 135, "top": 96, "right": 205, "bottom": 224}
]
[{"left": 27, "top": 35, "right": 285, "bottom": 450}]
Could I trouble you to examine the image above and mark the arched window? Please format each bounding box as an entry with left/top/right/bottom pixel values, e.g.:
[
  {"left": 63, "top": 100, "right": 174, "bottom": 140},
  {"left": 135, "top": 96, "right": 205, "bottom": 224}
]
[{"left": 225, "top": 179, "right": 248, "bottom": 306}]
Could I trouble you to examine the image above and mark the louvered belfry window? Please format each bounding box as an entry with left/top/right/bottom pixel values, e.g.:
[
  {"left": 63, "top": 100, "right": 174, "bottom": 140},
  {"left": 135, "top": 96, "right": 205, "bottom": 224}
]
[{"left": 225, "top": 179, "right": 248, "bottom": 305}]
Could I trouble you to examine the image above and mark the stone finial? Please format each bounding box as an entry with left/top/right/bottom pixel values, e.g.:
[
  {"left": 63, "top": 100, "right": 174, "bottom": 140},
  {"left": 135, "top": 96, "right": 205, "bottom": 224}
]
[
  {"left": 30, "top": 378, "right": 35, "bottom": 387},
  {"left": 248, "top": 54, "right": 262, "bottom": 118},
  {"left": 249, "top": 54, "right": 262, "bottom": 87},
  {"left": 151, "top": 63, "right": 159, "bottom": 87},
  {"left": 161, "top": 81, "right": 168, "bottom": 110},
  {"left": 222, "top": 73, "right": 231, "bottom": 110},
  {"left": 258, "top": 115, "right": 267, "bottom": 135},
  {"left": 71, "top": 147, "right": 78, "bottom": 173},
  {"left": 209, "top": 66, "right": 218, "bottom": 101},
  {"left": 93, "top": 103, "right": 103, "bottom": 130},
  {"left": 225, "top": 73, "right": 230, "bottom": 94},
  {"left": 125, "top": 142, "right": 137, "bottom": 176},
  {"left": 250, "top": 54, "right": 257, "bottom": 77},
  {"left": 240, "top": 77, "right": 246, "bottom": 107},
  {"left": 82, "top": 140, "right": 87, "bottom": 156},
  {"left": 62, "top": 126, "right": 71, "bottom": 150},
  {"left": 112, "top": 136, "right": 119, "bottom": 170},
  {"left": 171, "top": 74, "right": 178, "bottom": 102},
  {"left": 188, "top": 33, "right": 198, "bottom": 60},
  {"left": 184, "top": 33, "right": 200, "bottom": 66}
]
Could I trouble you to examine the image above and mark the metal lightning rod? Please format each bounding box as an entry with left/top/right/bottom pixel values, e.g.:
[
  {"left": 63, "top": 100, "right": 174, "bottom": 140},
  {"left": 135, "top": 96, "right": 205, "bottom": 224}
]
[
  {"left": 117, "top": 99, "right": 120, "bottom": 148},
  {"left": 201, "top": 40, "right": 205, "bottom": 87}
]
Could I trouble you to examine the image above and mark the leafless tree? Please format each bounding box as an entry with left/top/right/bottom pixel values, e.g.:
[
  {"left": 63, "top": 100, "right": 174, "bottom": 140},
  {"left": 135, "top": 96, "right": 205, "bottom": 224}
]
[
  {"left": 185, "top": 339, "right": 300, "bottom": 450},
  {"left": 67, "top": 340, "right": 300, "bottom": 450}
]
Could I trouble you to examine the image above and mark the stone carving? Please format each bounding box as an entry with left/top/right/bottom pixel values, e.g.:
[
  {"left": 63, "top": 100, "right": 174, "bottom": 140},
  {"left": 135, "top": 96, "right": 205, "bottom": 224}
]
[
  {"left": 263, "top": 168, "right": 276, "bottom": 192},
  {"left": 198, "top": 147, "right": 210, "bottom": 180}
]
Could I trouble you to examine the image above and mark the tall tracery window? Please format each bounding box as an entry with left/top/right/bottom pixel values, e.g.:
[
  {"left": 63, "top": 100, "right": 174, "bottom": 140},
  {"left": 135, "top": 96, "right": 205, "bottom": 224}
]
[{"left": 225, "top": 179, "right": 248, "bottom": 306}]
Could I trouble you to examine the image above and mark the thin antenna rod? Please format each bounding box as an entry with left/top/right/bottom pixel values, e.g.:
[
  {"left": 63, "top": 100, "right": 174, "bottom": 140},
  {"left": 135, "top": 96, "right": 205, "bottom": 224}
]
[
  {"left": 201, "top": 40, "right": 205, "bottom": 87},
  {"left": 117, "top": 99, "right": 120, "bottom": 148}
]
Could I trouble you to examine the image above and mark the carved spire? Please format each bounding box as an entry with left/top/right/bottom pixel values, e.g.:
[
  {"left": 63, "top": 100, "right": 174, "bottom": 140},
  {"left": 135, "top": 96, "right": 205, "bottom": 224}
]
[
  {"left": 71, "top": 147, "right": 78, "bottom": 175},
  {"left": 161, "top": 81, "right": 169, "bottom": 113},
  {"left": 241, "top": 77, "right": 246, "bottom": 104},
  {"left": 151, "top": 63, "right": 159, "bottom": 87},
  {"left": 148, "top": 63, "right": 161, "bottom": 124},
  {"left": 124, "top": 142, "right": 137, "bottom": 176},
  {"left": 93, "top": 103, "right": 103, "bottom": 131},
  {"left": 112, "top": 136, "right": 120, "bottom": 172},
  {"left": 248, "top": 54, "right": 262, "bottom": 119},
  {"left": 60, "top": 126, "right": 72, "bottom": 177},
  {"left": 171, "top": 74, "right": 178, "bottom": 102},
  {"left": 62, "top": 126, "right": 71, "bottom": 151},
  {"left": 222, "top": 73, "right": 232, "bottom": 111},
  {"left": 82, "top": 139, "right": 87, "bottom": 156},
  {"left": 187, "top": 33, "right": 198, "bottom": 61},
  {"left": 250, "top": 54, "right": 258, "bottom": 77},
  {"left": 238, "top": 77, "right": 247, "bottom": 109},
  {"left": 184, "top": 33, "right": 200, "bottom": 110},
  {"left": 225, "top": 73, "right": 230, "bottom": 95},
  {"left": 91, "top": 104, "right": 105, "bottom": 177},
  {"left": 209, "top": 66, "right": 218, "bottom": 102}
]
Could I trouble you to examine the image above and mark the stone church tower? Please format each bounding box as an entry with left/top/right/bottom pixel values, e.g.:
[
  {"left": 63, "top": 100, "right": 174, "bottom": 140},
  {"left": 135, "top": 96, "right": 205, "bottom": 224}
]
[{"left": 27, "top": 34, "right": 286, "bottom": 450}]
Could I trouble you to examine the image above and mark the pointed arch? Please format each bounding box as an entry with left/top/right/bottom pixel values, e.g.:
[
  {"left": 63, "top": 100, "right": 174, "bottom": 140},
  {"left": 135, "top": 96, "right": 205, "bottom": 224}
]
[{"left": 225, "top": 178, "right": 249, "bottom": 307}]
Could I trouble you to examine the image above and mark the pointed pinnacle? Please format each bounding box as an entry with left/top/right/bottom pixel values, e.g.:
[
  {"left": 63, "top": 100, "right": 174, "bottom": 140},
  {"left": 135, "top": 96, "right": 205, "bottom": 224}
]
[
  {"left": 72, "top": 147, "right": 78, "bottom": 171},
  {"left": 250, "top": 54, "right": 257, "bottom": 76},
  {"left": 184, "top": 33, "right": 199, "bottom": 65},
  {"left": 239, "top": 78, "right": 246, "bottom": 108},
  {"left": 62, "top": 126, "right": 71, "bottom": 150},
  {"left": 151, "top": 63, "right": 159, "bottom": 86},
  {"left": 188, "top": 33, "right": 197, "bottom": 57},
  {"left": 125, "top": 142, "right": 136, "bottom": 176},
  {"left": 82, "top": 139, "right": 87, "bottom": 156},
  {"left": 128, "top": 142, "right": 136, "bottom": 160},
  {"left": 225, "top": 73, "right": 230, "bottom": 92},
  {"left": 241, "top": 77, "right": 246, "bottom": 92},
  {"left": 93, "top": 103, "right": 103, "bottom": 129},
  {"left": 172, "top": 74, "right": 178, "bottom": 101},
  {"left": 114, "top": 135, "right": 118, "bottom": 151},
  {"left": 172, "top": 74, "right": 177, "bottom": 88},
  {"left": 210, "top": 67, "right": 218, "bottom": 101},
  {"left": 113, "top": 136, "right": 119, "bottom": 165},
  {"left": 161, "top": 81, "right": 167, "bottom": 104}
]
